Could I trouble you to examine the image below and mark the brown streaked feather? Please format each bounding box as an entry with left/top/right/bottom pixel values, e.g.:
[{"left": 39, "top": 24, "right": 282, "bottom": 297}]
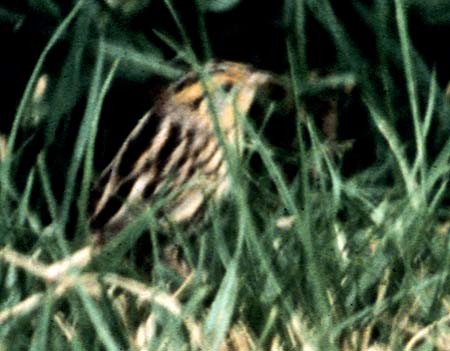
[{"left": 90, "top": 61, "right": 273, "bottom": 240}]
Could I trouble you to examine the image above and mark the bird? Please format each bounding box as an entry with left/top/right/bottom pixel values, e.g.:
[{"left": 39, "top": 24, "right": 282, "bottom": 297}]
[{"left": 89, "top": 61, "right": 275, "bottom": 243}]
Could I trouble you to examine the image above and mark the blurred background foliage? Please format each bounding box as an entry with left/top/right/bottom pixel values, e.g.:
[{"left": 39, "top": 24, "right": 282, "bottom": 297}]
[
  {"left": 0, "top": 1, "right": 449, "bottom": 349},
  {"left": 1, "top": 0, "right": 450, "bottom": 225}
]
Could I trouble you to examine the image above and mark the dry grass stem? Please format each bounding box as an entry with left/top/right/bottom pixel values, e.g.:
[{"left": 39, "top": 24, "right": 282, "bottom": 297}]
[{"left": 361, "top": 268, "right": 391, "bottom": 351}]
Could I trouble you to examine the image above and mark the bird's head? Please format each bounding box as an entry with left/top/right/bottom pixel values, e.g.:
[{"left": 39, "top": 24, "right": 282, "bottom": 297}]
[{"left": 165, "top": 61, "right": 284, "bottom": 143}]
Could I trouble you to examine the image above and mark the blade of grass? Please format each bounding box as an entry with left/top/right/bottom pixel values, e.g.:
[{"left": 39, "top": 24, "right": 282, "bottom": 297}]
[
  {"left": 287, "top": 40, "right": 330, "bottom": 320},
  {"left": 394, "top": 0, "right": 425, "bottom": 189},
  {"left": 77, "top": 41, "right": 120, "bottom": 241},
  {"left": 56, "top": 27, "right": 105, "bottom": 255},
  {"left": 366, "top": 103, "right": 416, "bottom": 195},
  {"left": 17, "top": 169, "right": 35, "bottom": 227},
  {"left": 426, "top": 134, "right": 450, "bottom": 192},
  {"left": 194, "top": 0, "right": 213, "bottom": 60},
  {"left": 410, "top": 69, "right": 438, "bottom": 184},
  {"left": 94, "top": 205, "right": 159, "bottom": 268},
  {"left": 332, "top": 272, "right": 445, "bottom": 339},
  {"left": 294, "top": 0, "right": 308, "bottom": 79},
  {"left": 164, "top": 0, "right": 198, "bottom": 64},
  {"left": 37, "top": 154, "right": 58, "bottom": 221},
  {"left": 305, "top": 0, "right": 360, "bottom": 65},
  {"left": 422, "top": 69, "right": 438, "bottom": 141},
  {"left": 153, "top": 30, "right": 191, "bottom": 64},
  {"left": 204, "top": 258, "right": 239, "bottom": 351},
  {"left": 102, "top": 41, "right": 182, "bottom": 79},
  {"left": 44, "top": 7, "right": 90, "bottom": 145},
  {"left": 306, "top": 117, "right": 342, "bottom": 208},
  {"left": 5, "top": 0, "right": 85, "bottom": 158},
  {"left": 0, "top": 0, "right": 85, "bottom": 224},
  {"left": 429, "top": 179, "right": 447, "bottom": 213},
  {"left": 29, "top": 294, "right": 53, "bottom": 351},
  {"left": 74, "top": 282, "right": 121, "bottom": 351}
]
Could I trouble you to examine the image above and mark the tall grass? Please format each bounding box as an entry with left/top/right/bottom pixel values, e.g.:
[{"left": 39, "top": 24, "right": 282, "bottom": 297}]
[{"left": 0, "top": 0, "right": 449, "bottom": 350}]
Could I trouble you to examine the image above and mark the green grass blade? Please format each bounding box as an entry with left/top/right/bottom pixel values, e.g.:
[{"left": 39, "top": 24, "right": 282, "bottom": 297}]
[
  {"left": 287, "top": 39, "right": 331, "bottom": 320},
  {"left": 17, "top": 169, "right": 35, "bottom": 227},
  {"left": 164, "top": 0, "right": 198, "bottom": 64},
  {"left": 56, "top": 28, "right": 105, "bottom": 253},
  {"left": 204, "top": 258, "right": 239, "bottom": 351},
  {"left": 422, "top": 69, "right": 438, "bottom": 140},
  {"left": 394, "top": 0, "right": 422, "bottom": 157},
  {"left": 5, "top": 0, "right": 85, "bottom": 158},
  {"left": 0, "top": 0, "right": 85, "bottom": 224},
  {"left": 29, "top": 294, "right": 53, "bottom": 351},
  {"left": 366, "top": 103, "right": 415, "bottom": 195},
  {"left": 102, "top": 41, "right": 182, "bottom": 79},
  {"left": 77, "top": 42, "right": 120, "bottom": 240},
  {"left": 194, "top": 0, "right": 213, "bottom": 59},
  {"left": 74, "top": 283, "right": 121, "bottom": 351},
  {"left": 37, "top": 154, "right": 58, "bottom": 222}
]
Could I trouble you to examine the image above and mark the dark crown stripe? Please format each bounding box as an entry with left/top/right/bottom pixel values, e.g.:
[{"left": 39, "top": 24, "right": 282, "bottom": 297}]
[
  {"left": 117, "top": 112, "right": 163, "bottom": 177},
  {"left": 172, "top": 73, "right": 199, "bottom": 93}
]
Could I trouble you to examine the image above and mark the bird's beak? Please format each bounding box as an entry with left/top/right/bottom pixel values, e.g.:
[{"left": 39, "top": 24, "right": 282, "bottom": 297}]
[{"left": 251, "top": 71, "right": 289, "bottom": 103}]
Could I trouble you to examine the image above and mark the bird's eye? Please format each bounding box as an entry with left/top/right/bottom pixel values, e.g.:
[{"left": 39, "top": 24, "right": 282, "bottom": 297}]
[
  {"left": 222, "top": 81, "right": 234, "bottom": 93},
  {"left": 190, "top": 95, "right": 204, "bottom": 111}
]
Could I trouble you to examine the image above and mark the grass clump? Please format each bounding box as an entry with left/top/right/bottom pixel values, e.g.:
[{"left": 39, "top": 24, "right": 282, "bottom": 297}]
[{"left": 0, "top": 0, "right": 449, "bottom": 350}]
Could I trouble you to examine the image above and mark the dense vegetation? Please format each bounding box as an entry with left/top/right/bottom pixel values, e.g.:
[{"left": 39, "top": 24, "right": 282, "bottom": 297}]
[{"left": 0, "top": 0, "right": 449, "bottom": 350}]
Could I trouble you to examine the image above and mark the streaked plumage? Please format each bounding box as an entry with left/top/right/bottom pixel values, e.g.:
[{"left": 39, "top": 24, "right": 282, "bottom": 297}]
[{"left": 89, "top": 61, "right": 273, "bottom": 241}]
